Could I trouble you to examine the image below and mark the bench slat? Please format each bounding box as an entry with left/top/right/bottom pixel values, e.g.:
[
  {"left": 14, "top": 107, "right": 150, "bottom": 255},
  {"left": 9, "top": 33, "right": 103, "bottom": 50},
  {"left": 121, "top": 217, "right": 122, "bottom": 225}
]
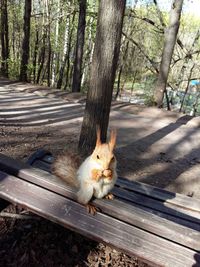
[
  {"left": 40, "top": 153, "right": 200, "bottom": 214},
  {"left": 0, "top": 171, "right": 200, "bottom": 267},
  {"left": 31, "top": 159, "right": 200, "bottom": 224},
  {"left": 116, "top": 178, "right": 200, "bottom": 213},
  {"left": 26, "top": 156, "right": 200, "bottom": 223},
  {"left": 0, "top": 155, "right": 200, "bottom": 251}
]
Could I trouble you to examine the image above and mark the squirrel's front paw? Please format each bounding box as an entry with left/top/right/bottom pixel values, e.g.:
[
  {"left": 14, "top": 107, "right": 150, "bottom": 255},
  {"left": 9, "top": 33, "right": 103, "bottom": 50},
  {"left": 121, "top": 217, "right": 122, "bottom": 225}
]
[
  {"left": 91, "top": 169, "right": 103, "bottom": 181},
  {"left": 103, "top": 169, "right": 112, "bottom": 179}
]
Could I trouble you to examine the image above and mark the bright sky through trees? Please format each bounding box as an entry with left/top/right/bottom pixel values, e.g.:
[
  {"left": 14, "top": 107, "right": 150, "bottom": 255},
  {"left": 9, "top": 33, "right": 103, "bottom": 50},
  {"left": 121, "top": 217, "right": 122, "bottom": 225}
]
[{"left": 127, "top": 0, "right": 200, "bottom": 17}]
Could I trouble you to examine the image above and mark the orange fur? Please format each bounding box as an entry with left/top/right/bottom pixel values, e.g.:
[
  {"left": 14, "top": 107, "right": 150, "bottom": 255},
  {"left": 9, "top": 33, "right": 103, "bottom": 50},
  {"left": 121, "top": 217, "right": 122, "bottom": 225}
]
[
  {"left": 109, "top": 129, "right": 117, "bottom": 151},
  {"left": 91, "top": 169, "right": 103, "bottom": 182}
]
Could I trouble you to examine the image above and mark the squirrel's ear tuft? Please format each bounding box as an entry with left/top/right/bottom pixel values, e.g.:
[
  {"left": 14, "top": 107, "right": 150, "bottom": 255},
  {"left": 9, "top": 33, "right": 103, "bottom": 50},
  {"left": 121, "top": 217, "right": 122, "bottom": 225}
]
[
  {"left": 96, "top": 125, "right": 101, "bottom": 147},
  {"left": 109, "top": 129, "right": 117, "bottom": 150}
]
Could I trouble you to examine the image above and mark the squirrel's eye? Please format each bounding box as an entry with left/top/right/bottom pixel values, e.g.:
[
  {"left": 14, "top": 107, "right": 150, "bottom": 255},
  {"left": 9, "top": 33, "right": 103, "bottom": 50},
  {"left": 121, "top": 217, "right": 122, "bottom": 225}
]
[
  {"left": 111, "top": 156, "right": 114, "bottom": 161},
  {"left": 97, "top": 155, "right": 100, "bottom": 159}
]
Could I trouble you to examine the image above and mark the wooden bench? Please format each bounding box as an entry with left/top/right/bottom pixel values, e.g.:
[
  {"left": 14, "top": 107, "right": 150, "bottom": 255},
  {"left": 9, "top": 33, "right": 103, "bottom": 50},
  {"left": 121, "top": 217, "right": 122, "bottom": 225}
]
[{"left": 0, "top": 150, "right": 200, "bottom": 267}]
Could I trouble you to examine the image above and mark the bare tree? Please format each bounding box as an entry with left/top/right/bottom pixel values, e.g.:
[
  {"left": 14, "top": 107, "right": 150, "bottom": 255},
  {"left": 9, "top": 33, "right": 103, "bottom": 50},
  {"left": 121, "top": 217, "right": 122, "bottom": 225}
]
[
  {"left": 154, "top": 0, "right": 184, "bottom": 107},
  {"left": 19, "top": 0, "right": 32, "bottom": 82},
  {"left": 78, "top": 0, "right": 126, "bottom": 154},
  {"left": 71, "top": 0, "right": 86, "bottom": 92}
]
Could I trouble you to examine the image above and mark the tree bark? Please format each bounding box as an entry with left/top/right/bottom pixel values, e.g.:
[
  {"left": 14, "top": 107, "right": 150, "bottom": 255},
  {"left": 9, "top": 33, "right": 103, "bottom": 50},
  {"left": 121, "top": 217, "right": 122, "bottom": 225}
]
[
  {"left": 36, "top": 33, "right": 46, "bottom": 84},
  {"left": 71, "top": 0, "right": 86, "bottom": 92},
  {"left": 47, "top": 39, "right": 52, "bottom": 87},
  {"left": 51, "top": 0, "right": 60, "bottom": 87},
  {"left": 57, "top": 12, "right": 76, "bottom": 89},
  {"left": 19, "top": 0, "right": 32, "bottom": 82},
  {"left": 78, "top": 0, "right": 126, "bottom": 154},
  {"left": 33, "top": 29, "right": 39, "bottom": 83},
  {"left": 0, "top": 0, "right": 9, "bottom": 77},
  {"left": 154, "top": 0, "right": 184, "bottom": 107}
]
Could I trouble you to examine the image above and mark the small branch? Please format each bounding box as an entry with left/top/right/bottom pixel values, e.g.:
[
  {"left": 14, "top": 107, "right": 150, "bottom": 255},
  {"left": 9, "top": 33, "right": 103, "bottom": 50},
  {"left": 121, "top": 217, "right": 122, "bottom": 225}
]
[
  {"left": 122, "top": 31, "right": 159, "bottom": 73},
  {"left": 0, "top": 212, "right": 40, "bottom": 220}
]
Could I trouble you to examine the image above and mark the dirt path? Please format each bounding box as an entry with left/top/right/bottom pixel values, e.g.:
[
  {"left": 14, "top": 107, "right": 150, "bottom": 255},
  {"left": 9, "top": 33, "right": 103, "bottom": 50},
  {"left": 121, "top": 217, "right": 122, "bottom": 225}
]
[{"left": 0, "top": 78, "right": 200, "bottom": 266}]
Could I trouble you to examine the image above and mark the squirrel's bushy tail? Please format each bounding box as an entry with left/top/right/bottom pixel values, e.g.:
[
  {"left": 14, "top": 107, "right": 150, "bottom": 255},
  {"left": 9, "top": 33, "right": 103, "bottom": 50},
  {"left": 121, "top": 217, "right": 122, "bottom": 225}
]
[{"left": 51, "top": 152, "right": 81, "bottom": 188}]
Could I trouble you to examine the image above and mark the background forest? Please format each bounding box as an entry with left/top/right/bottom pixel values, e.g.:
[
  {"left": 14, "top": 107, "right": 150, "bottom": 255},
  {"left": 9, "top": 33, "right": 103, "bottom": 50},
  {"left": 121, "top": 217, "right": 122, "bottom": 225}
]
[{"left": 1, "top": 0, "right": 200, "bottom": 114}]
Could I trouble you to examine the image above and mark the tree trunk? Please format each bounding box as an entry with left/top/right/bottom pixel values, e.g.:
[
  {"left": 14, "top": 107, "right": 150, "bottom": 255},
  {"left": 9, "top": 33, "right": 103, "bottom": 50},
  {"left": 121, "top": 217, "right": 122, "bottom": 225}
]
[
  {"left": 56, "top": 17, "right": 70, "bottom": 89},
  {"left": 71, "top": 0, "right": 86, "bottom": 92},
  {"left": 19, "top": 0, "right": 32, "bottom": 82},
  {"left": 154, "top": 0, "right": 184, "bottom": 107},
  {"left": 47, "top": 39, "right": 52, "bottom": 87},
  {"left": 36, "top": 33, "right": 46, "bottom": 84},
  {"left": 179, "top": 64, "right": 195, "bottom": 112},
  {"left": 78, "top": 0, "right": 126, "bottom": 154},
  {"left": 57, "top": 11, "right": 75, "bottom": 89},
  {"left": 33, "top": 29, "right": 39, "bottom": 83},
  {"left": 0, "top": 0, "right": 9, "bottom": 77},
  {"left": 51, "top": 0, "right": 60, "bottom": 87},
  {"left": 115, "top": 66, "right": 123, "bottom": 99},
  {"left": 115, "top": 39, "right": 130, "bottom": 99},
  {"left": 81, "top": 10, "right": 95, "bottom": 87}
]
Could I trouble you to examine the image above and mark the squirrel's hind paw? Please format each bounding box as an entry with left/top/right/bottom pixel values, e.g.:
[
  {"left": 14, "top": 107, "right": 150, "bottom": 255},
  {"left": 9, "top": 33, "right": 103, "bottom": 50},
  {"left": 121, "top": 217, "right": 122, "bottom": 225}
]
[
  {"left": 85, "top": 203, "right": 100, "bottom": 215},
  {"left": 104, "top": 193, "right": 114, "bottom": 200}
]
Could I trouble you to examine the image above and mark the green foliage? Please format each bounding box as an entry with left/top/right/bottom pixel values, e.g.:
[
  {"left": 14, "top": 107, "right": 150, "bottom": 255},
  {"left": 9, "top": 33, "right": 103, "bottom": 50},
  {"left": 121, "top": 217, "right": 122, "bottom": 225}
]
[
  {"left": 142, "top": 75, "right": 157, "bottom": 106},
  {"left": 8, "top": 58, "right": 21, "bottom": 79},
  {"left": 1, "top": 0, "right": 199, "bottom": 114}
]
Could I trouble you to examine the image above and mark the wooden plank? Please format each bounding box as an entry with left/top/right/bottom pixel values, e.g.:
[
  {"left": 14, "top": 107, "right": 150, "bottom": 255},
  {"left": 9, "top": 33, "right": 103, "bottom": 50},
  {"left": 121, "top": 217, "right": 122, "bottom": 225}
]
[
  {"left": 0, "top": 156, "right": 200, "bottom": 250},
  {"left": 31, "top": 160, "right": 200, "bottom": 224},
  {"left": 39, "top": 153, "right": 200, "bottom": 215},
  {"left": 112, "top": 186, "right": 200, "bottom": 222},
  {"left": 116, "top": 178, "right": 200, "bottom": 213},
  {"left": 0, "top": 171, "right": 199, "bottom": 267}
]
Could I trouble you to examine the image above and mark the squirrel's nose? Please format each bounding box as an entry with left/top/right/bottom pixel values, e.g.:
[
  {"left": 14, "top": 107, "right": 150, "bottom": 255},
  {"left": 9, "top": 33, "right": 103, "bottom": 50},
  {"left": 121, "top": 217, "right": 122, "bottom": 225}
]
[{"left": 102, "top": 161, "right": 110, "bottom": 170}]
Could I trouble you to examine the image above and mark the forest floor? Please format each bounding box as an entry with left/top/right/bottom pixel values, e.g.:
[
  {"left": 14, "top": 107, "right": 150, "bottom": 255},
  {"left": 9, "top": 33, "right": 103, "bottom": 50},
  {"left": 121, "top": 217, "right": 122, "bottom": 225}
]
[{"left": 0, "top": 78, "right": 200, "bottom": 266}]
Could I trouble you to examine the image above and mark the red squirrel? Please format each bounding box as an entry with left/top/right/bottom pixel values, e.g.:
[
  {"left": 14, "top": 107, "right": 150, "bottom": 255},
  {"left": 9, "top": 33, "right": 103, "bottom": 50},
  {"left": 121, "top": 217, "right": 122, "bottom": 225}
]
[{"left": 52, "top": 128, "right": 117, "bottom": 214}]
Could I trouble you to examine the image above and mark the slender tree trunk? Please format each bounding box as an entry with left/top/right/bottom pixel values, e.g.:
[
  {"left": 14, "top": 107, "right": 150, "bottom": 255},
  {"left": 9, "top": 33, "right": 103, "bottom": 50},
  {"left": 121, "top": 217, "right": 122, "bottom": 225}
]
[
  {"left": 1, "top": 1, "right": 6, "bottom": 76},
  {"left": 115, "top": 66, "right": 123, "bottom": 99},
  {"left": 115, "top": 39, "right": 130, "bottom": 99},
  {"left": 33, "top": 29, "right": 39, "bottom": 83},
  {"left": 47, "top": 39, "right": 51, "bottom": 87},
  {"left": 81, "top": 10, "right": 95, "bottom": 87},
  {"left": 57, "top": 12, "right": 76, "bottom": 89},
  {"left": 56, "top": 17, "right": 70, "bottom": 89},
  {"left": 154, "top": 0, "right": 184, "bottom": 107},
  {"left": 51, "top": 0, "right": 60, "bottom": 87},
  {"left": 19, "top": 0, "right": 32, "bottom": 82},
  {"left": 179, "top": 64, "right": 195, "bottom": 112},
  {"left": 12, "top": 19, "right": 15, "bottom": 60},
  {"left": 131, "top": 70, "right": 137, "bottom": 95},
  {"left": 71, "top": 0, "right": 86, "bottom": 92},
  {"left": 0, "top": 0, "right": 9, "bottom": 77},
  {"left": 36, "top": 34, "right": 46, "bottom": 84},
  {"left": 78, "top": 0, "right": 126, "bottom": 154}
]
